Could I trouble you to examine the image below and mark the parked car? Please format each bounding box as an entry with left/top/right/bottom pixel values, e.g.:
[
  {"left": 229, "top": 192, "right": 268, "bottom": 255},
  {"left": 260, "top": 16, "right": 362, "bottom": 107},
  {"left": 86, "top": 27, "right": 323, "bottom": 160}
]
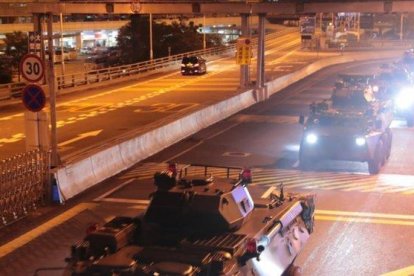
[
  {"left": 181, "top": 55, "right": 207, "bottom": 75},
  {"left": 88, "top": 47, "right": 122, "bottom": 68}
]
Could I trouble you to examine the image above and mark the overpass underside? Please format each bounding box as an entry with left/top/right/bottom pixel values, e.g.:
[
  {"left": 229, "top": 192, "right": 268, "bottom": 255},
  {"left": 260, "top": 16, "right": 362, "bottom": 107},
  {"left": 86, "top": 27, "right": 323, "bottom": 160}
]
[{"left": 1, "top": 1, "right": 414, "bottom": 16}]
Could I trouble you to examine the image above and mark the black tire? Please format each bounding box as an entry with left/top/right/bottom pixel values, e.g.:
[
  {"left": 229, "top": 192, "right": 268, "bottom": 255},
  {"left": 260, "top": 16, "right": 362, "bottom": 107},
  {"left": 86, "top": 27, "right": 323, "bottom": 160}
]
[
  {"left": 368, "top": 141, "right": 384, "bottom": 175},
  {"left": 282, "top": 264, "right": 302, "bottom": 276},
  {"left": 385, "top": 128, "right": 393, "bottom": 160}
]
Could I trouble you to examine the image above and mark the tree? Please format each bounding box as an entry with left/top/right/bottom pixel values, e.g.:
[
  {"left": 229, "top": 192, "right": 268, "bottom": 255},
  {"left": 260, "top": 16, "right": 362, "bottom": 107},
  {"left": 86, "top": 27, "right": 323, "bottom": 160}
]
[
  {"left": 4, "top": 31, "right": 28, "bottom": 77},
  {"left": 117, "top": 15, "right": 224, "bottom": 65},
  {"left": 0, "top": 55, "right": 12, "bottom": 84}
]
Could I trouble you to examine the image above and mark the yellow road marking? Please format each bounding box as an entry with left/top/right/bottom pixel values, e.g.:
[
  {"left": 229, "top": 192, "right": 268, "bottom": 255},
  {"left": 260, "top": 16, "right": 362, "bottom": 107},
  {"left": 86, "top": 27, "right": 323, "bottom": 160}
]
[
  {"left": 315, "top": 209, "right": 414, "bottom": 220},
  {"left": 381, "top": 265, "right": 414, "bottom": 276},
  {"left": 0, "top": 203, "right": 97, "bottom": 258},
  {"left": 315, "top": 209, "right": 414, "bottom": 226},
  {"left": 316, "top": 215, "right": 414, "bottom": 226}
]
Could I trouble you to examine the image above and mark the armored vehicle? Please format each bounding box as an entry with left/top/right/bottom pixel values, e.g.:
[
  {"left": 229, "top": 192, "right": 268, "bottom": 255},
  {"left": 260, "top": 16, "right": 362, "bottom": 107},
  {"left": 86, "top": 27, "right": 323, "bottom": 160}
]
[
  {"left": 387, "top": 68, "right": 414, "bottom": 127},
  {"left": 65, "top": 164, "right": 315, "bottom": 275},
  {"left": 299, "top": 93, "right": 393, "bottom": 174}
]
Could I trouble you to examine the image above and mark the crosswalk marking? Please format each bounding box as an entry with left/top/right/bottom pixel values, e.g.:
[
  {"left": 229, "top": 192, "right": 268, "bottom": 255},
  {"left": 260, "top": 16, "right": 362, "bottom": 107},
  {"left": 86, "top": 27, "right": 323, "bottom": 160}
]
[{"left": 118, "top": 162, "right": 414, "bottom": 195}]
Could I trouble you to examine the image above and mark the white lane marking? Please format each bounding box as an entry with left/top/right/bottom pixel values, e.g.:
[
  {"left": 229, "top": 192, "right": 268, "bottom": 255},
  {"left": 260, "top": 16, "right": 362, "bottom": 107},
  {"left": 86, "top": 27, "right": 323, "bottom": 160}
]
[
  {"left": 58, "top": 129, "right": 102, "bottom": 147},
  {"left": 97, "top": 198, "right": 151, "bottom": 205},
  {"left": 163, "top": 122, "right": 240, "bottom": 163},
  {"left": 94, "top": 178, "right": 135, "bottom": 201},
  {"left": 261, "top": 186, "right": 276, "bottom": 198}
]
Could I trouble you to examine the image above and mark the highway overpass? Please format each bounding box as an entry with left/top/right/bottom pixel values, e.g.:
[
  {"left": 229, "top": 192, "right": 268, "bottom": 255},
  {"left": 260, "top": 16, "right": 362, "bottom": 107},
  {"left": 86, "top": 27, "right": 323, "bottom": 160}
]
[{"left": 1, "top": 1, "right": 414, "bottom": 16}]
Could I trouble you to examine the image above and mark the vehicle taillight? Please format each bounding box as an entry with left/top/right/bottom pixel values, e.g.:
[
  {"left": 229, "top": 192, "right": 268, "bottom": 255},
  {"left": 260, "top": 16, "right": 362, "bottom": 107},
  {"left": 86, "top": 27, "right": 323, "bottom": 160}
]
[
  {"left": 167, "top": 163, "right": 177, "bottom": 177},
  {"left": 86, "top": 223, "right": 98, "bottom": 235},
  {"left": 240, "top": 168, "right": 252, "bottom": 184},
  {"left": 246, "top": 238, "right": 257, "bottom": 254}
]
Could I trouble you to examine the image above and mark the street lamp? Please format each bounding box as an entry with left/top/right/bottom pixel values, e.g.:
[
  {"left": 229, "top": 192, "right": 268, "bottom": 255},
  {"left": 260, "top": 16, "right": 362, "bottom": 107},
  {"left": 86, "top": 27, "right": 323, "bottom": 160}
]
[{"left": 149, "top": 13, "right": 153, "bottom": 61}]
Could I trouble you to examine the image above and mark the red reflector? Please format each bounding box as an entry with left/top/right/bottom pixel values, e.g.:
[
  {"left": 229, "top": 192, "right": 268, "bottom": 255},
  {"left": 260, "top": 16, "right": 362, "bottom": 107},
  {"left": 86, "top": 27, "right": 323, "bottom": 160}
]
[
  {"left": 86, "top": 223, "right": 98, "bottom": 235},
  {"left": 167, "top": 163, "right": 177, "bottom": 177},
  {"left": 240, "top": 168, "right": 252, "bottom": 183},
  {"left": 246, "top": 238, "right": 257, "bottom": 254}
]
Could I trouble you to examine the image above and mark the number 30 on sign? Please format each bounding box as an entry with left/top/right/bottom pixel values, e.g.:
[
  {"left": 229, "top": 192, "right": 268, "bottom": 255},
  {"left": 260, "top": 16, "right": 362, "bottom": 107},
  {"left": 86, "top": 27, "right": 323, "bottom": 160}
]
[{"left": 19, "top": 54, "right": 45, "bottom": 83}]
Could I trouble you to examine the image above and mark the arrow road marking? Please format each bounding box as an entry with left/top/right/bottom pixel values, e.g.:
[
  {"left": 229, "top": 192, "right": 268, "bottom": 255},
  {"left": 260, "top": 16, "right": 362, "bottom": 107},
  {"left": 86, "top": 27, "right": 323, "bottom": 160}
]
[{"left": 58, "top": 129, "right": 102, "bottom": 147}]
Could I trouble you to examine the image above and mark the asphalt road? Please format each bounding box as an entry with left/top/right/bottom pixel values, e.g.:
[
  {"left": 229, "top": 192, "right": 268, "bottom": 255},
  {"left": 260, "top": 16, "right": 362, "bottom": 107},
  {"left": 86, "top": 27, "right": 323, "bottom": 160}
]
[
  {"left": 1, "top": 59, "right": 414, "bottom": 276},
  {"left": 0, "top": 29, "right": 333, "bottom": 160}
]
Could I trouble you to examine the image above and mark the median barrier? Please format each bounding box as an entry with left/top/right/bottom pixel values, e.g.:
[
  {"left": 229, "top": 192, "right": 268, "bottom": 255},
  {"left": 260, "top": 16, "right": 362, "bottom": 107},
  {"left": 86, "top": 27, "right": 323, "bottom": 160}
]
[
  {"left": 55, "top": 90, "right": 257, "bottom": 200},
  {"left": 54, "top": 50, "right": 403, "bottom": 201},
  {"left": 55, "top": 158, "right": 96, "bottom": 200}
]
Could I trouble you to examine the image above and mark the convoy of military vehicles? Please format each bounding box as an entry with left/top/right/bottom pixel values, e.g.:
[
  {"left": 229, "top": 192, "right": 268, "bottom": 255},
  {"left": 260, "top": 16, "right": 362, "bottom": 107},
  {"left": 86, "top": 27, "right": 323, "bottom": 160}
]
[{"left": 298, "top": 50, "right": 414, "bottom": 174}]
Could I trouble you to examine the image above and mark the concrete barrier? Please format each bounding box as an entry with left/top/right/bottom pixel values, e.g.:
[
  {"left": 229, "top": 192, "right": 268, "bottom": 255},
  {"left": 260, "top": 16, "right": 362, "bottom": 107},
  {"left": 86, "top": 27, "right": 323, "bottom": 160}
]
[
  {"left": 56, "top": 90, "right": 257, "bottom": 199},
  {"left": 55, "top": 50, "right": 403, "bottom": 201}
]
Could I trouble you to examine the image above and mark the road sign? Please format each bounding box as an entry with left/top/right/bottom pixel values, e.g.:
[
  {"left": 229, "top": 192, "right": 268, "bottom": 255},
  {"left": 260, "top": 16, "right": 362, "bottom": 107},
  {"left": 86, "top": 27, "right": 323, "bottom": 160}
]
[
  {"left": 22, "top": 84, "right": 46, "bottom": 112},
  {"left": 236, "top": 37, "right": 252, "bottom": 65},
  {"left": 20, "top": 54, "right": 45, "bottom": 83},
  {"left": 28, "top": 31, "right": 41, "bottom": 56}
]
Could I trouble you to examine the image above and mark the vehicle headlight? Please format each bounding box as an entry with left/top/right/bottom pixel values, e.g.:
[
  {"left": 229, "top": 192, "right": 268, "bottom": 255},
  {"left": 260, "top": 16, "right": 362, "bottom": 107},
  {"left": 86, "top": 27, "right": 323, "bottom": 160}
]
[
  {"left": 305, "top": 133, "right": 318, "bottom": 144},
  {"left": 355, "top": 136, "right": 366, "bottom": 146},
  {"left": 395, "top": 87, "right": 414, "bottom": 110}
]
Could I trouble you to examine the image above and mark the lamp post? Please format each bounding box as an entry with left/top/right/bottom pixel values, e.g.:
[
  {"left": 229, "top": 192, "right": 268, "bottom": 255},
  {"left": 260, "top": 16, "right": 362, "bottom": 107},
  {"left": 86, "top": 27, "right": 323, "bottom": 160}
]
[
  {"left": 149, "top": 13, "right": 153, "bottom": 61},
  {"left": 203, "top": 15, "right": 206, "bottom": 50},
  {"left": 59, "top": 13, "right": 66, "bottom": 78}
]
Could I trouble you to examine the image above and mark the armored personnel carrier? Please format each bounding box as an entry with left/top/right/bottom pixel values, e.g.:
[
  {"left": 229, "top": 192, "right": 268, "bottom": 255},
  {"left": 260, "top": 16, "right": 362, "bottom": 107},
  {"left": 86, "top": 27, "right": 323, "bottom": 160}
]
[
  {"left": 299, "top": 89, "right": 393, "bottom": 174},
  {"left": 65, "top": 165, "right": 316, "bottom": 275}
]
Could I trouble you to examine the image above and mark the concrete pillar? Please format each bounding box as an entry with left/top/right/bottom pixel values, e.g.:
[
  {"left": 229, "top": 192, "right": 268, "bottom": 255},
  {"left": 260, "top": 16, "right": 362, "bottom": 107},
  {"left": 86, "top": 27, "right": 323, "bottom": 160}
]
[
  {"left": 46, "top": 12, "right": 60, "bottom": 167},
  {"left": 76, "top": 32, "right": 82, "bottom": 49},
  {"left": 240, "top": 13, "right": 250, "bottom": 88},
  {"left": 256, "top": 13, "right": 267, "bottom": 101}
]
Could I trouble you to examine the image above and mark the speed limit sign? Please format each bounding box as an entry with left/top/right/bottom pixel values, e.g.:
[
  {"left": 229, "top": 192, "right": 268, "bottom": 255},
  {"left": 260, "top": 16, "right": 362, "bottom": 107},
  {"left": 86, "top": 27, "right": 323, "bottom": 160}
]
[{"left": 19, "top": 54, "right": 45, "bottom": 83}]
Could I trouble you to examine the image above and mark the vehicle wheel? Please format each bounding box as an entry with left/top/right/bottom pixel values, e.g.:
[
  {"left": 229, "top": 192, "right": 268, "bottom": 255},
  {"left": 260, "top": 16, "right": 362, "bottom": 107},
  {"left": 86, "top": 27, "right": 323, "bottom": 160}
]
[
  {"left": 282, "top": 264, "right": 302, "bottom": 276},
  {"left": 368, "top": 141, "right": 384, "bottom": 175},
  {"left": 385, "top": 129, "right": 392, "bottom": 160}
]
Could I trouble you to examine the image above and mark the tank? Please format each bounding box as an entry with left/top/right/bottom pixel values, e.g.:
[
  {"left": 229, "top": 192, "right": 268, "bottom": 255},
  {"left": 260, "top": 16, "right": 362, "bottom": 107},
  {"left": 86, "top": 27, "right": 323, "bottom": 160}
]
[
  {"left": 299, "top": 84, "right": 394, "bottom": 174},
  {"left": 65, "top": 165, "right": 316, "bottom": 276}
]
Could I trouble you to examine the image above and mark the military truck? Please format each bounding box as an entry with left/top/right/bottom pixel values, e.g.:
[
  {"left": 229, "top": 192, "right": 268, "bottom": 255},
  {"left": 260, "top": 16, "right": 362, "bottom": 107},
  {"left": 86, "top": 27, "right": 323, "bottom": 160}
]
[
  {"left": 299, "top": 91, "right": 393, "bottom": 174},
  {"left": 65, "top": 164, "right": 316, "bottom": 276}
]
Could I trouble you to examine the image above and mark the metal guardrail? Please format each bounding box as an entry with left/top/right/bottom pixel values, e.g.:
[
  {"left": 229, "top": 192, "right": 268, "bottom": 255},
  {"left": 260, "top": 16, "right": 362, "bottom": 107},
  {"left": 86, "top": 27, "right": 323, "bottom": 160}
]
[
  {"left": 56, "top": 44, "right": 234, "bottom": 90},
  {"left": 0, "top": 82, "right": 26, "bottom": 101},
  {"left": 0, "top": 29, "right": 293, "bottom": 101},
  {"left": 0, "top": 149, "right": 50, "bottom": 227},
  {"left": 55, "top": 30, "right": 289, "bottom": 90}
]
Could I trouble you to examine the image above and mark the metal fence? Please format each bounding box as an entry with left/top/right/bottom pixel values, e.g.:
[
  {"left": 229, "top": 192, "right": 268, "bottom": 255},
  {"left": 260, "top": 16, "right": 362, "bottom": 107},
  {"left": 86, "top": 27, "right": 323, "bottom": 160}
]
[
  {"left": 0, "top": 150, "right": 50, "bottom": 227},
  {"left": 56, "top": 44, "right": 234, "bottom": 90}
]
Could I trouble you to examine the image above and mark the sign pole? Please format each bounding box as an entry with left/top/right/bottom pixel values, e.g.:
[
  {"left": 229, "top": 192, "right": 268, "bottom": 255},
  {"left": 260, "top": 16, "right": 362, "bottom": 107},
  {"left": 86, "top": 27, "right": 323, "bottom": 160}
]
[{"left": 47, "top": 12, "right": 60, "bottom": 167}]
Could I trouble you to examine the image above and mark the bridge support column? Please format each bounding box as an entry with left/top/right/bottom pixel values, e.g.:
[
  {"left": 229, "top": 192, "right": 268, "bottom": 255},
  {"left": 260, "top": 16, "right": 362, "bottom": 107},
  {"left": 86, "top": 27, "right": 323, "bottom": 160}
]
[
  {"left": 240, "top": 13, "right": 250, "bottom": 89},
  {"left": 46, "top": 12, "right": 61, "bottom": 168},
  {"left": 255, "top": 13, "right": 267, "bottom": 101}
]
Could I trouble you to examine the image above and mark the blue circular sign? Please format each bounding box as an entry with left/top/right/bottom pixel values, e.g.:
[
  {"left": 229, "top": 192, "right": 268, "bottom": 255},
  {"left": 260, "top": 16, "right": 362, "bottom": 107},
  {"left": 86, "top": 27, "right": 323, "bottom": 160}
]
[{"left": 22, "top": 84, "right": 46, "bottom": 112}]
